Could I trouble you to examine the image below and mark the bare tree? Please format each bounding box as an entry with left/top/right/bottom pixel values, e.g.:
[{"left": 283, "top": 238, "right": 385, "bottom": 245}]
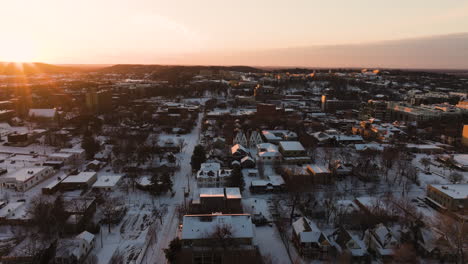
[
  {"left": 177, "top": 138, "right": 187, "bottom": 153},
  {"left": 449, "top": 172, "right": 463, "bottom": 184},
  {"left": 393, "top": 243, "right": 420, "bottom": 263},
  {"left": 101, "top": 195, "right": 126, "bottom": 233},
  {"left": 436, "top": 216, "right": 467, "bottom": 263},
  {"left": 109, "top": 249, "right": 125, "bottom": 264},
  {"left": 210, "top": 224, "right": 235, "bottom": 249},
  {"left": 420, "top": 157, "right": 431, "bottom": 172}
]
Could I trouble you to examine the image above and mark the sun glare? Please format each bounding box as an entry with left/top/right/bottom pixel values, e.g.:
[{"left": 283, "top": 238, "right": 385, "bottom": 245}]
[{"left": 0, "top": 41, "right": 37, "bottom": 63}]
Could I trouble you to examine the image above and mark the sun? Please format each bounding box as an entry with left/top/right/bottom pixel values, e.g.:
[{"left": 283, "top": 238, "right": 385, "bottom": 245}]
[{"left": 0, "top": 40, "right": 38, "bottom": 63}]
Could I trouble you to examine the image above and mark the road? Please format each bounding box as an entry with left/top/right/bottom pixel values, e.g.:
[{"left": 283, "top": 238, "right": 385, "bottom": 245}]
[{"left": 142, "top": 113, "right": 202, "bottom": 264}]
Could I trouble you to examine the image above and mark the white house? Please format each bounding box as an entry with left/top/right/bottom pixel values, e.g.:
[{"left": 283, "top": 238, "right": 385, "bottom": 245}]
[
  {"left": 256, "top": 143, "right": 282, "bottom": 163},
  {"left": 196, "top": 163, "right": 232, "bottom": 187}
]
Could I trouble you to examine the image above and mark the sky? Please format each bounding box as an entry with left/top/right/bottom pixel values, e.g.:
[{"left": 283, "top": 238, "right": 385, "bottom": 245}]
[{"left": 1, "top": 0, "right": 468, "bottom": 67}]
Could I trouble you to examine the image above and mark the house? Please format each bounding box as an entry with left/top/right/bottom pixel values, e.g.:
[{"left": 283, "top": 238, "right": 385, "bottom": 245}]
[
  {"left": 415, "top": 226, "right": 456, "bottom": 261},
  {"left": 240, "top": 156, "right": 255, "bottom": 168},
  {"left": 329, "top": 227, "right": 369, "bottom": 263},
  {"left": 231, "top": 144, "right": 249, "bottom": 159},
  {"left": 426, "top": 184, "right": 468, "bottom": 212},
  {"left": 256, "top": 143, "right": 281, "bottom": 163},
  {"left": 63, "top": 198, "right": 97, "bottom": 234},
  {"left": 262, "top": 130, "right": 297, "bottom": 143},
  {"left": 55, "top": 231, "right": 96, "bottom": 264},
  {"left": 196, "top": 163, "right": 232, "bottom": 187},
  {"left": 59, "top": 148, "right": 86, "bottom": 163},
  {"left": 92, "top": 175, "right": 123, "bottom": 191},
  {"left": 364, "top": 223, "right": 398, "bottom": 261},
  {"left": 59, "top": 172, "right": 97, "bottom": 191},
  {"left": 0, "top": 167, "right": 55, "bottom": 192},
  {"left": 292, "top": 217, "right": 333, "bottom": 259},
  {"left": 178, "top": 214, "right": 260, "bottom": 264},
  {"left": 85, "top": 160, "right": 102, "bottom": 171},
  {"left": 250, "top": 175, "right": 285, "bottom": 193},
  {"left": 278, "top": 141, "right": 310, "bottom": 164},
  {"left": 306, "top": 164, "right": 333, "bottom": 184},
  {"left": 329, "top": 160, "right": 352, "bottom": 177}
]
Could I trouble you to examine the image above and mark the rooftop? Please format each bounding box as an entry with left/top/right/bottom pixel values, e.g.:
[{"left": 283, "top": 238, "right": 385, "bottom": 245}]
[
  {"left": 181, "top": 214, "right": 254, "bottom": 240},
  {"left": 279, "top": 141, "right": 305, "bottom": 152},
  {"left": 429, "top": 184, "right": 468, "bottom": 199}
]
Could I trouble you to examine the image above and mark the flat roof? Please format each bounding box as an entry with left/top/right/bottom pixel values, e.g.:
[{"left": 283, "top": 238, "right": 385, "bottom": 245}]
[
  {"left": 429, "top": 184, "right": 468, "bottom": 199},
  {"left": 181, "top": 214, "right": 254, "bottom": 240},
  {"left": 199, "top": 188, "right": 224, "bottom": 198},
  {"left": 62, "top": 172, "right": 96, "bottom": 183},
  {"left": 279, "top": 141, "right": 305, "bottom": 152},
  {"left": 3, "top": 167, "right": 51, "bottom": 182},
  {"left": 225, "top": 188, "right": 242, "bottom": 199},
  {"left": 92, "top": 175, "right": 122, "bottom": 188}
]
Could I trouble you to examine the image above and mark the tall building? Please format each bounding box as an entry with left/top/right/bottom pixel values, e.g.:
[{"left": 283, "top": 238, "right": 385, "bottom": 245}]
[{"left": 85, "top": 88, "right": 112, "bottom": 113}]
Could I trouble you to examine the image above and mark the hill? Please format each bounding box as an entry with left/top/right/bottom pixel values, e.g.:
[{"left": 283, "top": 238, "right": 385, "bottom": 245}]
[{"left": 0, "top": 62, "right": 77, "bottom": 75}]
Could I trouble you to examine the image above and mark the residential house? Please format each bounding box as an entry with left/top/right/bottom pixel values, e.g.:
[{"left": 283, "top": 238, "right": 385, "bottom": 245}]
[
  {"left": 278, "top": 141, "right": 310, "bottom": 164},
  {"left": 364, "top": 224, "right": 398, "bottom": 261},
  {"left": 329, "top": 227, "right": 369, "bottom": 263},
  {"left": 292, "top": 217, "right": 333, "bottom": 259}
]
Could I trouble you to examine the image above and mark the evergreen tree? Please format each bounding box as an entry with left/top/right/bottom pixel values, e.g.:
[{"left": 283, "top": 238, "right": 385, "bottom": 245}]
[
  {"left": 82, "top": 132, "right": 100, "bottom": 160},
  {"left": 164, "top": 237, "right": 182, "bottom": 263},
  {"left": 229, "top": 167, "right": 245, "bottom": 192},
  {"left": 190, "top": 145, "right": 206, "bottom": 171}
]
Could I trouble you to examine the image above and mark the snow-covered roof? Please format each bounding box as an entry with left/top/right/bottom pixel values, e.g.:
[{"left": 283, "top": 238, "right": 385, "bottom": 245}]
[
  {"left": 279, "top": 141, "right": 305, "bottom": 152},
  {"left": 292, "top": 217, "right": 329, "bottom": 244},
  {"left": 307, "top": 164, "right": 330, "bottom": 174},
  {"left": 429, "top": 184, "right": 468, "bottom": 199},
  {"left": 453, "top": 154, "right": 468, "bottom": 166},
  {"left": 257, "top": 143, "right": 278, "bottom": 153},
  {"left": 60, "top": 148, "right": 85, "bottom": 155},
  {"left": 200, "top": 162, "right": 221, "bottom": 171},
  {"left": 231, "top": 144, "right": 248, "bottom": 154},
  {"left": 355, "top": 143, "right": 384, "bottom": 152},
  {"left": 199, "top": 188, "right": 224, "bottom": 198},
  {"left": 225, "top": 188, "right": 241, "bottom": 199},
  {"left": 76, "top": 231, "right": 95, "bottom": 244},
  {"left": 62, "top": 172, "right": 96, "bottom": 183},
  {"left": 28, "top": 108, "right": 56, "bottom": 118},
  {"left": 49, "top": 152, "right": 74, "bottom": 159},
  {"left": 3, "top": 167, "right": 51, "bottom": 182},
  {"left": 181, "top": 214, "right": 254, "bottom": 240},
  {"left": 92, "top": 175, "right": 122, "bottom": 188},
  {"left": 268, "top": 175, "right": 285, "bottom": 186}
]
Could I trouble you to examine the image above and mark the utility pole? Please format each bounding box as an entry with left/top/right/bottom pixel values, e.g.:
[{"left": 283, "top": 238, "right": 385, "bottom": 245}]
[
  {"left": 183, "top": 187, "right": 186, "bottom": 210},
  {"left": 187, "top": 173, "right": 190, "bottom": 193}
]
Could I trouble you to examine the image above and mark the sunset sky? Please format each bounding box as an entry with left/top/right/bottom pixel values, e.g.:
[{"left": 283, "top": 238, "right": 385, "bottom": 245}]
[{"left": 1, "top": 0, "right": 468, "bottom": 67}]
